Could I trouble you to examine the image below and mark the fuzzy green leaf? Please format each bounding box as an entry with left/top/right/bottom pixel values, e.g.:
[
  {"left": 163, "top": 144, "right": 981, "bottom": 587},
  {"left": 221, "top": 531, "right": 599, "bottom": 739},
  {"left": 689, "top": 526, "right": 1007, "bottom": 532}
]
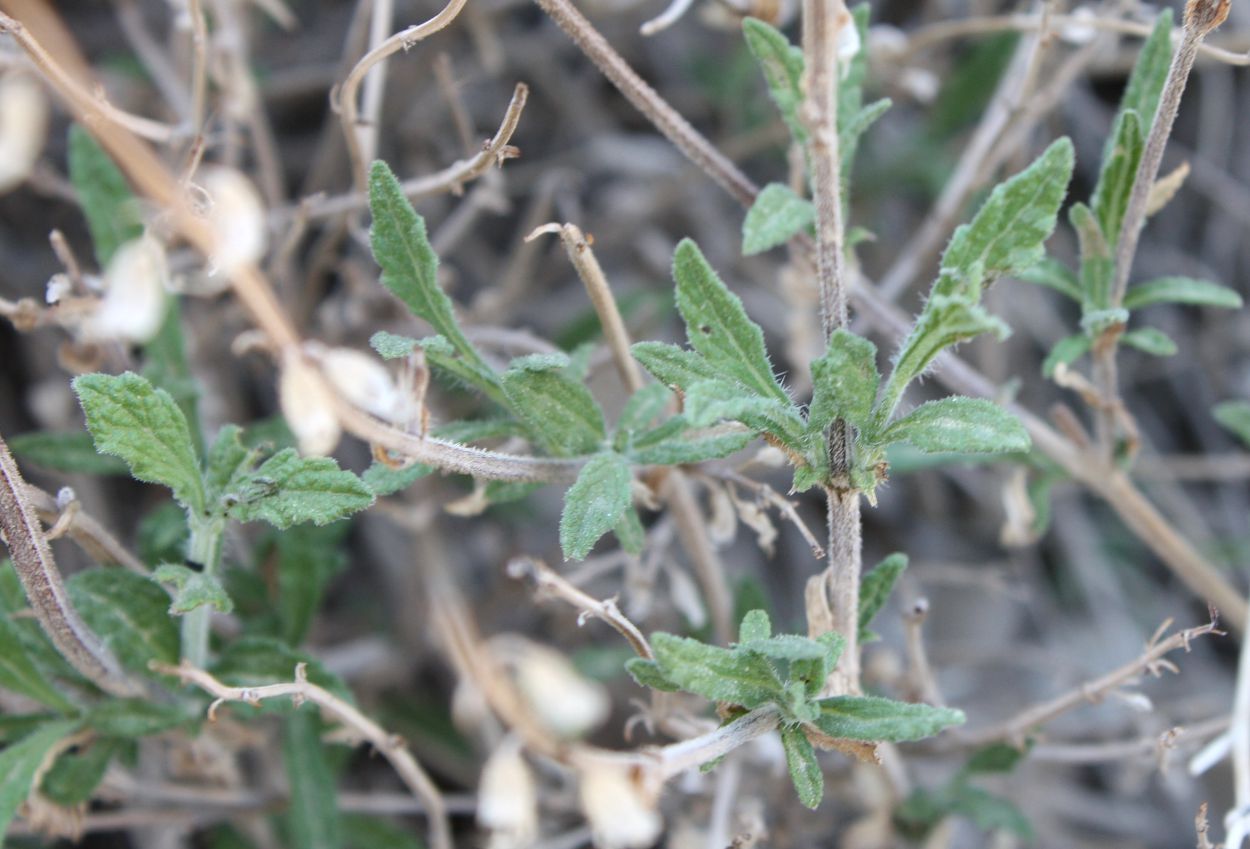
[
  {"left": 1121, "top": 327, "right": 1177, "bottom": 357},
  {"left": 628, "top": 422, "right": 753, "bottom": 466},
  {"left": 369, "top": 330, "right": 418, "bottom": 360},
  {"left": 40, "top": 738, "right": 121, "bottom": 807},
  {"left": 1070, "top": 203, "right": 1114, "bottom": 311},
  {"left": 962, "top": 741, "right": 1031, "bottom": 776},
  {"left": 683, "top": 380, "right": 806, "bottom": 450},
  {"left": 614, "top": 507, "right": 646, "bottom": 556},
  {"left": 781, "top": 725, "right": 824, "bottom": 809},
  {"left": 361, "top": 461, "right": 433, "bottom": 497},
  {"left": 560, "top": 453, "right": 633, "bottom": 560},
  {"left": 841, "top": 98, "right": 891, "bottom": 186},
  {"left": 738, "top": 609, "right": 771, "bottom": 643},
  {"left": 813, "top": 696, "right": 965, "bottom": 741},
  {"left": 858, "top": 553, "right": 907, "bottom": 642},
  {"left": 743, "top": 18, "right": 807, "bottom": 146},
  {"left": 68, "top": 125, "right": 143, "bottom": 266},
  {"left": 940, "top": 138, "right": 1074, "bottom": 289},
  {"left": 85, "top": 699, "right": 193, "bottom": 738},
  {"left": 616, "top": 384, "right": 674, "bottom": 438},
  {"left": 501, "top": 364, "right": 607, "bottom": 457},
  {"left": 368, "top": 161, "right": 495, "bottom": 385},
  {"left": 672, "top": 239, "right": 789, "bottom": 403},
  {"left": 68, "top": 569, "right": 178, "bottom": 673},
  {"left": 1090, "top": 110, "right": 1143, "bottom": 246},
  {"left": 631, "top": 342, "right": 722, "bottom": 389},
  {"left": 1079, "top": 307, "right": 1129, "bottom": 337},
  {"left": 809, "top": 329, "right": 880, "bottom": 433},
  {"left": 74, "top": 372, "right": 206, "bottom": 515},
  {"left": 651, "top": 633, "right": 783, "bottom": 706},
  {"left": 0, "top": 618, "right": 76, "bottom": 711},
  {"left": 283, "top": 711, "right": 342, "bottom": 849},
  {"left": 1016, "top": 258, "right": 1081, "bottom": 301},
  {"left": 1122, "top": 277, "right": 1244, "bottom": 310},
  {"left": 0, "top": 720, "right": 79, "bottom": 839},
  {"left": 1042, "top": 334, "right": 1092, "bottom": 377},
  {"left": 882, "top": 397, "right": 1030, "bottom": 455},
  {"left": 1119, "top": 10, "right": 1173, "bottom": 141},
  {"left": 153, "top": 564, "right": 234, "bottom": 615},
  {"left": 7, "top": 430, "right": 130, "bottom": 476},
  {"left": 791, "top": 633, "right": 844, "bottom": 697},
  {"left": 743, "top": 183, "right": 814, "bottom": 255},
  {"left": 625, "top": 657, "right": 681, "bottom": 692},
  {"left": 1214, "top": 401, "right": 1250, "bottom": 447},
  {"left": 225, "top": 450, "right": 373, "bottom": 528},
  {"left": 739, "top": 634, "right": 830, "bottom": 663},
  {"left": 268, "top": 523, "right": 350, "bottom": 646}
]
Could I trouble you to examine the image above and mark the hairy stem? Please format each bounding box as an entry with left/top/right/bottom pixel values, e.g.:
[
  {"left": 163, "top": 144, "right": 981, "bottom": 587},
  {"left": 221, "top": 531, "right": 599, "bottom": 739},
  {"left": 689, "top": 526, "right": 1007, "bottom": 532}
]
[{"left": 181, "top": 517, "right": 224, "bottom": 669}]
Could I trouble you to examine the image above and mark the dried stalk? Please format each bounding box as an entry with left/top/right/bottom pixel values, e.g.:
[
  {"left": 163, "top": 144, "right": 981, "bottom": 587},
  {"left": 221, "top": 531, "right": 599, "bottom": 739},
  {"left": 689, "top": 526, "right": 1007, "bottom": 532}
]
[
  {"left": 25, "top": 485, "right": 147, "bottom": 573},
  {"left": 153, "top": 660, "right": 452, "bottom": 849},
  {"left": 0, "top": 433, "right": 140, "bottom": 697}
]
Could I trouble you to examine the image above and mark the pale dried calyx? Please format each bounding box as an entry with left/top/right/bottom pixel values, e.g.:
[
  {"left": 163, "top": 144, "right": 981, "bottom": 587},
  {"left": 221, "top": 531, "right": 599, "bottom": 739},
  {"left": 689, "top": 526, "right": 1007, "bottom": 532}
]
[
  {"left": 197, "top": 165, "right": 267, "bottom": 276},
  {"left": 477, "top": 737, "right": 538, "bottom": 849},
  {"left": 83, "top": 236, "right": 170, "bottom": 344},
  {"left": 278, "top": 348, "right": 342, "bottom": 456},
  {"left": 508, "top": 641, "right": 610, "bottom": 739},
  {"left": 577, "top": 762, "right": 663, "bottom": 849},
  {"left": 316, "top": 345, "right": 408, "bottom": 422},
  {"left": 0, "top": 71, "right": 49, "bottom": 194}
]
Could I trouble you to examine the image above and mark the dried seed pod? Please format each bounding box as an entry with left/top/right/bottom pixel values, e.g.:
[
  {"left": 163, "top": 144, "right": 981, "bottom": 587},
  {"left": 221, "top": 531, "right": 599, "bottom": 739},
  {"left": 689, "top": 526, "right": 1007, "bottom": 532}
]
[
  {"left": 320, "top": 346, "right": 405, "bottom": 422},
  {"left": 198, "top": 165, "right": 267, "bottom": 275},
  {"left": 0, "top": 71, "right": 49, "bottom": 194},
  {"left": 1185, "top": 0, "right": 1230, "bottom": 37},
  {"left": 578, "top": 763, "right": 662, "bottom": 849},
  {"left": 477, "top": 737, "right": 538, "bottom": 849},
  {"left": 279, "top": 350, "right": 341, "bottom": 456},
  {"left": 83, "top": 236, "right": 169, "bottom": 344},
  {"left": 511, "top": 642, "right": 609, "bottom": 739}
]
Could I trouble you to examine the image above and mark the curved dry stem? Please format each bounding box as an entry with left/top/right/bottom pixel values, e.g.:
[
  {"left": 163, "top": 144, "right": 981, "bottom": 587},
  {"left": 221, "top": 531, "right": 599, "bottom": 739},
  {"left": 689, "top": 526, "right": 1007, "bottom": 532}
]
[
  {"left": 639, "top": 0, "right": 698, "bottom": 37},
  {"left": 335, "top": 0, "right": 471, "bottom": 190},
  {"left": 25, "top": 485, "right": 148, "bottom": 573}
]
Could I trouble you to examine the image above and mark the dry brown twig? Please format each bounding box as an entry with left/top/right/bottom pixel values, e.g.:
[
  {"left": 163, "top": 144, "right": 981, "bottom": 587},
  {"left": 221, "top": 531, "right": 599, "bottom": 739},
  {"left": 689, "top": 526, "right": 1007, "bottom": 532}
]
[{"left": 152, "top": 660, "right": 452, "bottom": 849}]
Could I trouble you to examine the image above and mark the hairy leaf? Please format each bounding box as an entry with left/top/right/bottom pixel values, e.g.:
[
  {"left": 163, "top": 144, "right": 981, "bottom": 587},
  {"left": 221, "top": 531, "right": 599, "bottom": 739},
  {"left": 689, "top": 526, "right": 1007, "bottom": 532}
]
[
  {"left": 1121, "top": 327, "right": 1177, "bottom": 357},
  {"left": 0, "top": 720, "right": 79, "bottom": 839},
  {"left": 74, "top": 372, "right": 206, "bottom": 515},
  {"left": 1015, "top": 258, "right": 1081, "bottom": 301},
  {"left": 813, "top": 696, "right": 965, "bottom": 741},
  {"left": 631, "top": 342, "right": 721, "bottom": 390},
  {"left": 153, "top": 564, "right": 235, "bottom": 615},
  {"left": 68, "top": 124, "right": 142, "bottom": 266},
  {"left": 962, "top": 741, "right": 1031, "bottom": 776},
  {"left": 560, "top": 452, "right": 633, "bottom": 560},
  {"left": 68, "top": 569, "right": 178, "bottom": 673},
  {"left": 269, "top": 524, "right": 350, "bottom": 646},
  {"left": 1119, "top": 10, "right": 1173, "bottom": 142},
  {"left": 0, "top": 618, "right": 76, "bottom": 711},
  {"left": 743, "top": 183, "right": 814, "bottom": 255},
  {"left": 781, "top": 725, "right": 823, "bottom": 809},
  {"left": 7, "top": 430, "right": 130, "bottom": 476},
  {"left": 501, "top": 365, "right": 607, "bottom": 457},
  {"left": 858, "top": 552, "right": 907, "bottom": 642},
  {"left": 41, "top": 738, "right": 121, "bottom": 806},
  {"left": 672, "top": 239, "right": 790, "bottom": 403},
  {"left": 738, "top": 609, "right": 771, "bottom": 643},
  {"left": 369, "top": 330, "right": 418, "bottom": 360},
  {"left": 361, "top": 461, "right": 433, "bottom": 497},
  {"left": 85, "top": 699, "right": 193, "bottom": 738},
  {"left": 283, "top": 711, "right": 342, "bottom": 849},
  {"left": 1122, "top": 276, "right": 1244, "bottom": 310},
  {"left": 651, "top": 633, "right": 783, "bottom": 706},
  {"left": 616, "top": 384, "right": 674, "bottom": 439},
  {"left": 683, "top": 381, "right": 806, "bottom": 453},
  {"left": 809, "top": 329, "right": 880, "bottom": 433},
  {"left": 882, "top": 397, "right": 1030, "bottom": 455},
  {"left": 743, "top": 18, "right": 807, "bottom": 145},
  {"left": 1090, "top": 110, "right": 1143, "bottom": 246},
  {"left": 226, "top": 450, "right": 373, "bottom": 528},
  {"left": 1070, "top": 203, "right": 1114, "bottom": 311},
  {"left": 1042, "top": 334, "right": 1092, "bottom": 377},
  {"left": 627, "top": 425, "right": 752, "bottom": 466},
  {"left": 624, "top": 657, "right": 681, "bottom": 692}
]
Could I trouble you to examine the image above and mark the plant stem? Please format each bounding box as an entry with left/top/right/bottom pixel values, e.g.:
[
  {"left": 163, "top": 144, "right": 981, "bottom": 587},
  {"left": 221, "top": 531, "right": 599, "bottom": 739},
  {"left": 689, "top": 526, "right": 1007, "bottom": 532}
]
[{"left": 181, "top": 517, "right": 224, "bottom": 669}]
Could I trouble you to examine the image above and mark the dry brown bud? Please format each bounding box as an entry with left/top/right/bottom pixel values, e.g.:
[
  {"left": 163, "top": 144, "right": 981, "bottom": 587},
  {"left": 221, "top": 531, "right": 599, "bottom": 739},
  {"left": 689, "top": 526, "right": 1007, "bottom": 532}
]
[{"left": 1185, "top": 0, "right": 1231, "bottom": 36}]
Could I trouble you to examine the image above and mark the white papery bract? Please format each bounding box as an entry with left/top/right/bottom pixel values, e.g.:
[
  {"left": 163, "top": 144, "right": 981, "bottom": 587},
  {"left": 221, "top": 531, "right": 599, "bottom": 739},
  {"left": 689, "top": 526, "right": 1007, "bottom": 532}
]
[
  {"left": 0, "top": 72, "right": 49, "bottom": 194},
  {"left": 578, "top": 763, "right": 662, "bottom": 849},
  {"left": 198, "top": 165, "right": 267, "bottom": 276},
  {"left": 84, "top": 236, "right": 169, "bottom": 344},
  {"left": 279, "top": 350, "right": 341, "bottom": 456}
]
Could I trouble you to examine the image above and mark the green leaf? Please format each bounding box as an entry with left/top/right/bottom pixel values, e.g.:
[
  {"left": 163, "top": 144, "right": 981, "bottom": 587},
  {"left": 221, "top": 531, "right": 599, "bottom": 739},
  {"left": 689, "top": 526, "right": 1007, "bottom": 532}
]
[
  {"left": 153, "top": 564, "right": 235, "bottom": 615},
  {"left": 211, "top": 637, "right": 351, "bottom": 714},
  {"left": 342, "top": 814, "right": 425, "bottom": 849},
  {"left": 940, "top": 138, "right": 1074, "bottom": 288},
  {"left": 68, "top": 124, "right": 142, "bottom": 266},
  {"left": 1015, "top": 258, "right": 1081, "bottom": 301},
  {"left": 74, "top": 372, "right": 206, "bottom": 515},
  {"left": 1213, "top": 401, "right": 1250, "bottom": 447},
  {"left": 739, "top": 634, "right": 829, "bottom": 663},
  {"left": 283, "top": 710, "right": 342, "bottom": 849},
  {"left": 948, "top": 785, "right": 1033, "bottom": 838},
  {"left": 41, "top": 738, "right": 121, "bottom": 806},
  {"left": 672, "top": 239, "right": 789, "bottom": 403},
  {"left": 614, "top": 507, "right": 646, "bottom": 556},
  {"left": 368, "top": 161, "right": 495, "bottom": 385},
  {"left": 683, "top": 380, "right": 806, "bottom": 449},
  {"left": 615, "top": 384, "right": 674, "bottom": 439},
  {"left": 1070, "top": 203, "right": 1114, "bottom": 311},
  {"left": 68, "top": 569, "right": 178, "bottom": 673},
  {"left": 361, "top": 461, "right": 433, "bottom": 497},
  {"left": 840, "top": 99, "right": 891, "bottom": 188},
  {"left": 858, "top": 553, "right": 907, "bottom": 642},
  {"left": 501, "top": 365, "right": 607, "bottom": 457},
  {"left": 269, "top": 523, "right": 349, "bottom": 646},
  {"left": 781, "top": 725, "right": 823, "bottom": 809},
  {"left": 1118, "top": 10, "right": 1173, "bottom": 141},
  {"left": 627, "top": 425, "right": 753, "bottom": 466},
  {"left": 809, "top": 329, "right": 880, "bottom": 433},
  {"left": 624, "top": 657, "right": 681, "bottom": 692},
  {"left": 631, "top": 342, "right": 722, "bottom": 390},
  {"left": 790, "top": 632, "right": 843, "bottom": 697},
  {"left": 137, "top": 501, "right": 189, "bottom": 567},
  {"left": 1079, "top": 307, "right": 1129, "bottom": 337},
  {"left": 559, "top": 452, "right": 633, "bottom": 560},
  {"left": 1090, "top": 110, "right": 1143, "bottom": 247},
  {"left": 743, "top": 18, "right": 807, "bottom": 146},
  {"left": 962, "top": 741, "right": 1030, "bottom": 776},
  {"left": 85, "top": 699, "right": 193, "bottom": 737},
  {"left": 7, "top": 430, "right": 130, "bottom": 475},
  {"left": 369, "top": 330, "right": 418, "bottom": 360},
  {"left": 225, "top": 450, "right": 374, "bottom": 528},
  {"left": 1042, "top": 334, "right": 1091, "bottom": 377},
  {"left": 1122, "top": 276, "right": 1244, "bottom": 310},
  {"left": 204, "top": 425, "right": 261, "bottom": 502},
  {"left": 813, "top": 696, "right": 965, "bottom": 741},
  {"left": 738, "top": 609, "right": 771, "bottom": 643},
  {"left": 882, "top": 397, "right": 1030, "bottom": 455},
  {"left": 651, "top": 633, "right": 783, "bottom": 706},
  {"left": 0, "top": 720, "right": 79, "bottom": 839},
  {"left": 143, "top": 299, "right": 204, "bottom": 454},
  {"left": 879, "top": 297, "right": 1009, "bottom": 421},
  {"left": 742, "top": 183, "right": 814, "bottom": 255},
  {"left": 0, "top": 618, "right": 76, "bottom": 711},
  {"left": 1121, "top": 327, "right": 1177, "bottom": 357}
]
